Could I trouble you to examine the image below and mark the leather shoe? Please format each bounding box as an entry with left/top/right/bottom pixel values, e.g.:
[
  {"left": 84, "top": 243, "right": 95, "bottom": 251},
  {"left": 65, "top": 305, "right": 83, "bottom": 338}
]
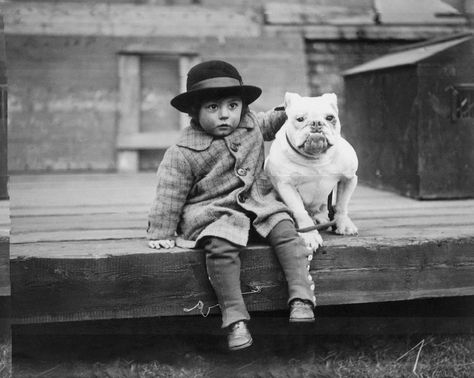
[
  {"left": 227, "top": 321, "right": 253, "bottom": 351},
  {"left": 289, "top": 299, "right": 315, "bottom": 323}
]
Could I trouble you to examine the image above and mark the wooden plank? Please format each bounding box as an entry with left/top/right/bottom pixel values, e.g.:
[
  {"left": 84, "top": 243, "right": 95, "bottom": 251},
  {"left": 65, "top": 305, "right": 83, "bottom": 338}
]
[
  {"left": 117, "top": 54, "right": 140, "bottom": 172},
  {"left": 11, "top": 209, "right": 474, "bottom": 236},
  {"left": 1, "top": 3, "right": 260, "bottom": 38},
  {"left": 178, "top": 55, "right": 200, "bottom": 129},
  {"left": 264, "top": 1, "right": 465, "bottom": 26},
  {"left": 0, "top": 238, "right": 9, "bottom": 297},
  {"left": 8, "top": 172, "right": 474, "bottom": 244},
  {"left": 9, "top": 200, "right": 474, "bottom": 218},
  {"left": 9, "top": 174, "right": 156, "bottom": 218},
  {"left": 10, "top": 237, "right": 474, "bottom": 324},
  {"left": 0, "top": 200, "right": 10, "bottom": 297},
  {"left": 0, "top": 16, "right": 7, "bottom": 199},
  {"left": 264, "top": 2, "right": 374, "bottom": 25},
  {"left": 301, "top": 25, "right": 471, "bottom": 40},
  {"left": 9, "top": 173, "right": 474, "bottom": 212},
  {"left": 375, "top": 0, "right": 465, "bottom": 25},
  {"left": 9, "top": 219, "right": 474, "bottom": 245}
]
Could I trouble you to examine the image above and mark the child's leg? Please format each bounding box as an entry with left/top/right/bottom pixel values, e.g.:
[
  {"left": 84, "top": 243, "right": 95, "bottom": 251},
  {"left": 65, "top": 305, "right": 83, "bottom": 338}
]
[
  {"left": 266, "top": 220, "right": 316, "bottom": 307},
  {"left": 199, "top": 236, "right": 250, "bottom": 328}
]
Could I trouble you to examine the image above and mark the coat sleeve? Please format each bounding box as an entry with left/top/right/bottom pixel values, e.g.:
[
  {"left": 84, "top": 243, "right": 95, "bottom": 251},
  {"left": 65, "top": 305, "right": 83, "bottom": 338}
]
[
  {"left": 254, "top": 107, "right": 287, "bottom": 141},
  {"left": 147, "top": 146, "right": 194, "bottom": 240}
]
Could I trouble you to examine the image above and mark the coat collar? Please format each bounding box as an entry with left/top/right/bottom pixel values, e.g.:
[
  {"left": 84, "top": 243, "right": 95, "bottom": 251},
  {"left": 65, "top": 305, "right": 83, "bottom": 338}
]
[{"left": 177, "top": 110, "right": 256, "bottom": 151}]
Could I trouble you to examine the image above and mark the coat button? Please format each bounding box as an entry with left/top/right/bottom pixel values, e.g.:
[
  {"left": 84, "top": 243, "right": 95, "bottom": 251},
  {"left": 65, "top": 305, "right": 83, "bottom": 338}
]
[
  {"left": 238, "top": 192, "right": 247, "bottom": 203},
  {"left": 230, "top": 142, "right": 240, "bottom": 152},
  {"left": 237, "top": 168, "right": 247, "bottom": 176}
]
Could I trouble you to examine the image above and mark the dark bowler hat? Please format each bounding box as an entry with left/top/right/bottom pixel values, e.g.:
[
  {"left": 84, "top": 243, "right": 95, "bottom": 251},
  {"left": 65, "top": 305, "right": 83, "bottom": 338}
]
[{"left": 171, "top": 60, "right": 262, "bottom": 113}]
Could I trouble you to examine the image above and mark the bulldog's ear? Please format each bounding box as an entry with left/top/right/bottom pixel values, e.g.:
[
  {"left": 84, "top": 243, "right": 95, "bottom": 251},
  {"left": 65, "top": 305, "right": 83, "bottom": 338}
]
[
  {"left": 284, "top": 92, "right": 301, "bottom": 108},
  {"left": 322, "top": 93, "right": 338, "bottom": 114}
]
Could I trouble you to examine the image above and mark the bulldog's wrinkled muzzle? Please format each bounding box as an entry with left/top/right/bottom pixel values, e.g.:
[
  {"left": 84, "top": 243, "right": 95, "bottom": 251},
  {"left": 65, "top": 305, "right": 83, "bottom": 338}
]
[{"left": 303, "top": 132, "right": 331, "bottom": 155}]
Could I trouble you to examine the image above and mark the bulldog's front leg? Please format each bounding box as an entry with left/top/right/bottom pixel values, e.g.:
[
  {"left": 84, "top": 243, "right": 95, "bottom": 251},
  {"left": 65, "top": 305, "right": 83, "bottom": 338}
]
[
  {"left": 275, "top": 181, "right": 323, "bottom": 250},
  {"left": 334, "top": 175, "right": 358, "bottom": 235}
]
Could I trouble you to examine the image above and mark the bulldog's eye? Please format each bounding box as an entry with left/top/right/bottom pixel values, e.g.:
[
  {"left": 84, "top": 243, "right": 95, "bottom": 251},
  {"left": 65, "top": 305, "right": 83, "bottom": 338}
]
[
  {"left": 325, "top": 115, "right": 335, "bottom": 122},
  {"left": 296, "top": 116, "right": 305, "bottom": 122}
]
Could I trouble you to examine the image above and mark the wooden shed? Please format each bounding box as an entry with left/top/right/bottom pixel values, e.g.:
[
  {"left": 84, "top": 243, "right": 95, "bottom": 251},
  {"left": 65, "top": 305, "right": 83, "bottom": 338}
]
[{"left": 342, "top": 33, "right": 474, "bottom": 199}]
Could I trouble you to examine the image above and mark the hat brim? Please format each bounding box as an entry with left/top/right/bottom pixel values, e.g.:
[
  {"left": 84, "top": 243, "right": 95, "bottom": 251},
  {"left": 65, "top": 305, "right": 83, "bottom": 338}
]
[{"left": 170, "top": 85, "right": 262, "bottom": 113}]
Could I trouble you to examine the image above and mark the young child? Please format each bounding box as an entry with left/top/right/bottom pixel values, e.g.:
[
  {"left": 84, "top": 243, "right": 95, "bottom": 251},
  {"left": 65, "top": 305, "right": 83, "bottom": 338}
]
[{"left": 147, "top": 60, "right": 316, "bottom": 351}]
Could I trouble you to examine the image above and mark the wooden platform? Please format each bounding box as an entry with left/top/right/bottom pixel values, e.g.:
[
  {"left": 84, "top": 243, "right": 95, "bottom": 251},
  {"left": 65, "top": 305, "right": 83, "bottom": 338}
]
[{"left": 9, "top": 173, "right": 474, "bottom": 324}]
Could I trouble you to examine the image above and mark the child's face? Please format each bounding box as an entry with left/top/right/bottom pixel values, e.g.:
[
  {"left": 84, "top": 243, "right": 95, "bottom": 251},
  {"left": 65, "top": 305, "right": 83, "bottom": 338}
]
[{"left": 198, "top": 96, "right": 243, "bottom": 137}]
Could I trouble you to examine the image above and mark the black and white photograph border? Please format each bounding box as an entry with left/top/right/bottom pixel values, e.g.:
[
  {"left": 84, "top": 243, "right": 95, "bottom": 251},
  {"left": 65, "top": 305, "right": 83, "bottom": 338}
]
[{"left": 2, "top": 1, "right": 474, "bottom": 377}]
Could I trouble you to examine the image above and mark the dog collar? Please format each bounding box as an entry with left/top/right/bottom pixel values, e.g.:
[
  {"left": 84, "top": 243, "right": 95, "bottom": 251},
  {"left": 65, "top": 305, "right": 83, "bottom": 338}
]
[{"left": 285, "top": 131, "right": 320, "bottom": 160}]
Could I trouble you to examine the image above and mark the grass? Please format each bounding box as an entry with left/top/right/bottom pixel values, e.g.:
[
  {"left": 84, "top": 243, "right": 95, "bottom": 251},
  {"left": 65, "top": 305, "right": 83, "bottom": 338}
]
[
  {"left": 11, "top": 297, "right": 474, "bottom": 377},
  {"left": 13, "top": 333, "right": 473, "bottom": 378},
  {"left": 0, "top": 340, "right": 11, "bottom": 378}
]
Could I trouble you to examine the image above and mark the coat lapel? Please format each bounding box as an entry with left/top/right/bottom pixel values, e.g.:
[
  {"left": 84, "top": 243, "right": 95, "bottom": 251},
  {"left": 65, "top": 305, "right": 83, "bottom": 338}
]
[{"left": 176, "top": 122, "right": 213, "bottom": 151}]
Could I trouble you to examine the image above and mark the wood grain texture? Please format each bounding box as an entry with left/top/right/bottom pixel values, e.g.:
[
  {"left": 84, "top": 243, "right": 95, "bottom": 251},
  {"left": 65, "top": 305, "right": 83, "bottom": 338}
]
[
  {"left": 0, "top": 239, "right": 9, "bottom": 297},
  {"left": 0, "top": 200, "right": 10, "bottom": 297},
  {"left": 9, "top": 173, "right": 474, "bottom": 324}
]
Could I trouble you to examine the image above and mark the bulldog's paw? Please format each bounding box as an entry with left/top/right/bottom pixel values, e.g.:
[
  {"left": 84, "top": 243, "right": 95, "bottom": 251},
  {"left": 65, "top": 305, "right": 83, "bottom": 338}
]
[
  {"left": 298, "top": 230, "right": 323, "bottom": 251},
  {"left": 334, "top": 215, "right": 358, "bottom": 235}
]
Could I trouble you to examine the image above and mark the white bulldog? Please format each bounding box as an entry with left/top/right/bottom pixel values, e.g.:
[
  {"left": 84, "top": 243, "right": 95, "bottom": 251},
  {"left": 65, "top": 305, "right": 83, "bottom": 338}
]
[{"left": 265, "top": 92, "right": 358, "bottom": 251}]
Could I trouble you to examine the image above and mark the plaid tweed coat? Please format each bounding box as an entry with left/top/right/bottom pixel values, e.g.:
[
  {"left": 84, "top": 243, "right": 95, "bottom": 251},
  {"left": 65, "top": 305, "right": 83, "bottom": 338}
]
[{"left": 147, "top": 108, "right": 294, "bottom": 247}]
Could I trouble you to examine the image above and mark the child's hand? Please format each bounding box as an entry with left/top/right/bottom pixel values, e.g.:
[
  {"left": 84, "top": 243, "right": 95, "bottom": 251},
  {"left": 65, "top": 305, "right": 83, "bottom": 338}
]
[{"left": 148, "top": 239, "right": 176, "bottom": 249}]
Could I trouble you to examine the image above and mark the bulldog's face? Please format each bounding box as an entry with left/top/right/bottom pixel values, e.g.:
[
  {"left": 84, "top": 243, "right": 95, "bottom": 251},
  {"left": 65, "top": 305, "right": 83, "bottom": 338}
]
[{"left": 284, "top": 92, "right": 341, "bottom": 157}]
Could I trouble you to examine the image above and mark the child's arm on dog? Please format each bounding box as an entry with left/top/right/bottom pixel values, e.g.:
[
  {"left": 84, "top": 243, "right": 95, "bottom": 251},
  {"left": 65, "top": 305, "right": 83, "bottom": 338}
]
[
  {"left": 147, "top": 146, "right": 193, "bottom": 247},
  {"left": 254, "top": 105, "right": 287, "bottom": 141}
]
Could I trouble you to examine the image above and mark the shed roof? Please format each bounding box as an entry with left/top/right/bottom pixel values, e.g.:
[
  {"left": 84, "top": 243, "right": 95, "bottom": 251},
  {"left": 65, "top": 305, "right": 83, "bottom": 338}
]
[
  {"left": 343, "top": 34, "right": 472, "bottom": 76},
  {"left": 375, "top": 0, "right": 465, "bottom": 25}
]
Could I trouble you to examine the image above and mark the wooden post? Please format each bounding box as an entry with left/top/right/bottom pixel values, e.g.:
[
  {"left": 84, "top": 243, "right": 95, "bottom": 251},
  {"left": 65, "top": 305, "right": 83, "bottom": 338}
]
[
  {"left": 178, "top": 55, "right": 200, "bottom": 129},
  {"left": 117, "top": 54, "right": 140, "bottom": 172},
  {"left": 0, "top": 16, "right": 7, "bottom": 199}
]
